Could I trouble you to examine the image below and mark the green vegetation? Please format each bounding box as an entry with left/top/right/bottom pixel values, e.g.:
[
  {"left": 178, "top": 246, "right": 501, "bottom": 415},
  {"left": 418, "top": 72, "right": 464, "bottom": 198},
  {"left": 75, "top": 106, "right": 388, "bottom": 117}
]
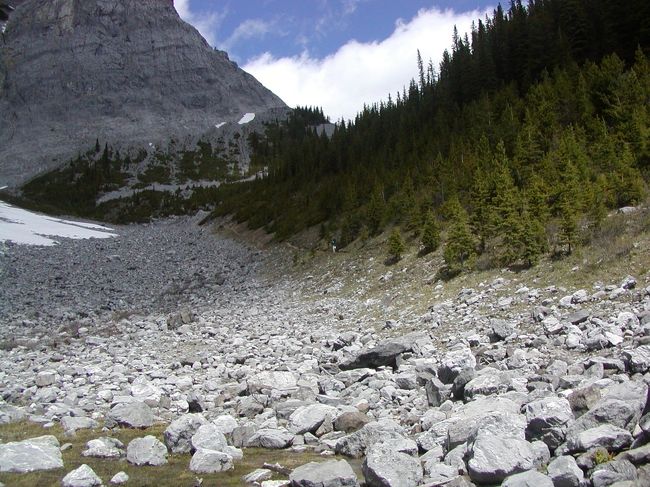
[
  {"left": 387, "top": 228, "right": 406, "bottom": 262},
  {"left": 0, "top": 422, "right": 335, "bottom": 487},
  {"left": 210, "top": 0, "right": 650, "bottom": 274}
]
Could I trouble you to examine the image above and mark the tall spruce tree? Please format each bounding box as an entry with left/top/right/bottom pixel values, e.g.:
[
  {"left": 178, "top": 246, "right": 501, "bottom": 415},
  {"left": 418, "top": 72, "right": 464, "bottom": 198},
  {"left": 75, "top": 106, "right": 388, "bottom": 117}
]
[
  {"left": 421, "top": 211, "right": 441, "bottom": 254},
  {"left": 444, "top": 197, "right": 476, "bottom": 272}
]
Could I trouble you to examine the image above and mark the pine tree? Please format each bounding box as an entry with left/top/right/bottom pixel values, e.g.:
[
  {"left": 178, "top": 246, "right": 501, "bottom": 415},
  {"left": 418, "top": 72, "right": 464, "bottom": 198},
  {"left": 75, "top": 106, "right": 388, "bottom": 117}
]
[
  {"left": 519, "top": 202, "right": 547, "bottom": 267},
  {"left": 387, "top": 228, "right": 406, "bottom": 262},
  {"left": 444, "top": 198, "right": 476, "bottom": 272},
  {"left": 559, "top": 198, "right": 579, "bottom": 255},
  {"left": 420, "top": 211, "right": 441, "bottom": 254},
  {"left": 366, "top": 184, "right": 386, "bottom": 235}
]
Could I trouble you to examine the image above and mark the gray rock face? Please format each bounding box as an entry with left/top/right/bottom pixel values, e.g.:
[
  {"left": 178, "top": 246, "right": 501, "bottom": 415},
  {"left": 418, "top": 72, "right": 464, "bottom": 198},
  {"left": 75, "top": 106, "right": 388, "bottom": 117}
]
[
  {"left": 61, "top": 464, "right": 103, "bottom": 487},
  {"left": 191, "top": 424, "right": 229, "bottom": 453},
  {"left": 289, "top": 460, "right": 359, "bottom": 487},
  {"left": 0, "top": 0, "right": 287, "bottom": 187},
  {"left": 126, "top": 435, "right": 168, "bottom": 466},
  {"left": 163, "top": 413, "right": 208, "bottom": 453},
  {"left": 525, "top": 396, "right": 574, "bottom": 450},
  {"left": 106, "top": 401, "right": 155, "bottom": 428},
  {"left": 362, "top": 443, "right": 423, "bottom": 487},
  {"left": 0, "top": 435, "right": 63, "bottom": 473}
]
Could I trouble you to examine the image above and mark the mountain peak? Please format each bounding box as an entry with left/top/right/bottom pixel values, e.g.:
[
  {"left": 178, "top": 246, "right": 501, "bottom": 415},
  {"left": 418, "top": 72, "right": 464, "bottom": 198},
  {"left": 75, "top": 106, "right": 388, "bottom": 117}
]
[{"left": 0, "top": 0, "right": 287, "bottom": 187}]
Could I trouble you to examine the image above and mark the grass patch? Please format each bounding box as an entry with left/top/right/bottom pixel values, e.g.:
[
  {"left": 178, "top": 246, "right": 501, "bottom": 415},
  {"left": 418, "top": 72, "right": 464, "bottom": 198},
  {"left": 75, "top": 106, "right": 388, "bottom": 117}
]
[{"left": 0, "top": 422, "right": 334, "bottom": 487}]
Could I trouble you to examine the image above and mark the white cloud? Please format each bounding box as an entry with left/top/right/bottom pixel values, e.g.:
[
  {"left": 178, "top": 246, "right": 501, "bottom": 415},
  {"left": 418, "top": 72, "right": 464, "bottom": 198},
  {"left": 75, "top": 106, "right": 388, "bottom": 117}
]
[
  {"left": 243, "top": 7, "right": 489, "bottom": 122},
  {"left": 173, "top": 0, "right": 225, "bottom": 46},
  {"left": 220, "top": 18, "right": 277, "bottom": 52}
]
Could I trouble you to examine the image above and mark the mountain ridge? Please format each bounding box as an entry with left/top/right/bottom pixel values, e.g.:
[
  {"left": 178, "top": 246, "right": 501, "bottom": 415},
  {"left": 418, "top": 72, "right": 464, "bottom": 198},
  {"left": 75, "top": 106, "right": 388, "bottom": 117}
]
[{"left": 0, "top": 0, "right": 287, "bottom": 188}]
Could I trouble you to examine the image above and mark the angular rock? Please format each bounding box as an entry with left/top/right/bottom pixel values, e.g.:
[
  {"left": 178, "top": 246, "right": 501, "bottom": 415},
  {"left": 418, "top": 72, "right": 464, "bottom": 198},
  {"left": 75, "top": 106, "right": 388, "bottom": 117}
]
[
  {"left": 616, "top": 443, "right": 650, "bottom": 465},
  {"left": 501, "top": 470, "right": 554, "bottom": 487},
  {"left": 82, "top": 437, "right": 125, "bottom": 459},
  {"left": 248, "top": 371, "right": 297, "bottom": 394},
  {"left": 245, "top": 428, "right": 294, "bottom": 449},
  {"left": 244, "top": 468, "right": 273, "bottom": 484},
  {"left": 547, "top": 455, "right": 584, "bottom": 487},
  {"left": 362, "top": 442, "right": 423, "bottom": 487},
  {"left": 335, "top": 420, "right": 406, "bottom": 458},
  {"left": 191, "top": 423, "right": 228, "bottom": 453},
  {"left": 189, "top": 448, "right": 234, "bottom": 474},
  {"left": 106, "top": 401, "right": 154, "bottom": 429},
  {"left": 164, "top": 413, "right": 209, "bottom": 454},
  {"left": 591, "top": 459, "right": 637, "bottom": 487},
  {"left": 566, "top": 424, "right": 633, "bottom": 453},
  {"left": 61, "top": 464, "right": 103, "bottom": 487},
  {"left": 110, "top": 472, "right": 129, "bottom": 485},
  {"left": 467, "top": 436, "right": 539, "bottom": 484},
  {"left": 126, "top": 436, "right": 168, "bottom": 466},
  {"left": 0, "top": 404, "right": 26, "bottom": 425},
  {"left": 334, "top": 412, "right": 371, "bottom": 433},
  {"left": 0, "top": 435, "right": 63, "bottom": 473},
  {"left": 525, "top": 396, "right": 574, "bottom": 450},
  {"left": 61, "top": 416, "right": 98, "bottom": 435},
  {"left": 438, "top": 346, "right": 476, "bottom": 384},
  {"left": 622, "top": 346, "right": 650, "bottom": 374},
  {"left": 425, "top": 377, "right": 451, "bottom": 407},
  {"left": 288, "top": 404, "right": 338, "bottom": 435},
  {"left": 339, "top": 332, "right": 427, "bottom": 370},
  {"left": 289, "top": 460, "right": 359, "bottom": 487}
]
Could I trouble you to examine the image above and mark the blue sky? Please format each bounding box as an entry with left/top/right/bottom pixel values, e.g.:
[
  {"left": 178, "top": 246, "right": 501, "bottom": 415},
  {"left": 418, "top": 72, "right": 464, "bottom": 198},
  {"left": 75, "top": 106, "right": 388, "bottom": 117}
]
[{"left": 174, "top": 1, "right": 495, "bottom": 120}]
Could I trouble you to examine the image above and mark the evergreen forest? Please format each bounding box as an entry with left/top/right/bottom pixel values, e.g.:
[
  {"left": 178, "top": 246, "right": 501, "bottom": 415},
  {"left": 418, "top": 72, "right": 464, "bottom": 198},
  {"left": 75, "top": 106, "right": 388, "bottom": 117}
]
[{"left": 212, "top": 0, "right": 650, "bottom": 273}]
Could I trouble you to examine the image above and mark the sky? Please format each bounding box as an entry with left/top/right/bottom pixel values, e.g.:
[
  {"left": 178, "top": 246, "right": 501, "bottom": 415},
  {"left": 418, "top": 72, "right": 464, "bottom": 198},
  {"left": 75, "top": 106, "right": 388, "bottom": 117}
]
[{"left": 173, "top": 1, "right": 495, "bottom": 121}]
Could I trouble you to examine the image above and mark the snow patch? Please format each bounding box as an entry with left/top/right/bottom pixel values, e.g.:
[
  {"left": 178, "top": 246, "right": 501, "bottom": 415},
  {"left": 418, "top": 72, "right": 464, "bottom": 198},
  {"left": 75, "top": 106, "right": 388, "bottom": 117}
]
[
  {"left": 215, "top": 122, "right": 227, "bottom": 129},
  {"left": 0, "top": 202, "right": 117, "bottom": 246},
  {"left": 238, "top": 113, "right": 255, "bottom": 125}
]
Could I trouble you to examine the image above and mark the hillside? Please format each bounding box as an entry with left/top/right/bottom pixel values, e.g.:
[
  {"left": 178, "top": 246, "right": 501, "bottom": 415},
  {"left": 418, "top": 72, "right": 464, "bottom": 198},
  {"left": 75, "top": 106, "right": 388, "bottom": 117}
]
[{"left": 0, "top": 0, "right": 287, "bottom": 188}]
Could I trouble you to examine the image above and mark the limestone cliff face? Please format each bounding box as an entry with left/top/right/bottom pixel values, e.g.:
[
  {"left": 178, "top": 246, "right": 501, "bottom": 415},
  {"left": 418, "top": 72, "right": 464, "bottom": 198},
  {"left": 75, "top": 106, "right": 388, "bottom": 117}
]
[{"left": 0, "top": 0, "right": 287, "bottom": 187}]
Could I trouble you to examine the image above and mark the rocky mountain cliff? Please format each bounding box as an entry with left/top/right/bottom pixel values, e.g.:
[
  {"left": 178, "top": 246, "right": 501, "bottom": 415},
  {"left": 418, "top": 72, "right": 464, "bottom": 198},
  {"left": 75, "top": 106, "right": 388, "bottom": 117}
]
[{"left": 0, "top": 0, "right": 287, "bottom": 188}]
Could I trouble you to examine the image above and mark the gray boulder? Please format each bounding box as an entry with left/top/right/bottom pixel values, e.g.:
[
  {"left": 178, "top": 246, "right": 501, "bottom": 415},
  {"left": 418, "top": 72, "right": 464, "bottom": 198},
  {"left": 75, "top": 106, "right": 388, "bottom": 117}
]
[
  {"left": 110, "top": 471, "right": 129, "bottom": 485},
  {"left": 362, "top": 442, "right": 423, "bottom": 487},
  {"left": 547, "top": 455, "right": 584, "bottom": 487},
  {"left": 189, "top": 448, "right": 234, "bottom": 474},
  {"left": 438, "top": 346, "right": 476, "bottom": 384},
  {"left": 289, "top": 460, "right": 359, "bottom": 487},
  {"left": 126, "top": 436, "right": 168, "bottom": 466},
  {"left": 244, "top": 468, "right": 273, "bottom": 484},
  {"left": 335, "top": 420, "right": 406, "bottom": 458},
  {"left": 334, "top": 411, "right": 371, "bottom": 433},
  {"left": 339, "top": 332, "right": 427, "bottom": 370},
  {"left": 467, "top": 436, "right": 540, "bottom": 484},
  {"left": 502, "top": 470, "right": 554, "bottom": 487},
  {"left": 191, "top": 423, "right": 229, "bottom": 453},
  {"left": 525, "top": 396, "right": 574, "bottom": 450},
  {"left": 163, "top": 413, "right": 208, "bottom": 453},
  {"left": 82, "top": 437, "right": 125, "bottom": 459},
  {"left": 616, "top": 443, "right": 650, "bottom": 465},
  {"left": 0, "top": 435, "right": 63, "bottom": 473},
  {"left": 622, "top": 346, "right": 650, "bottom": 374},
  {"left": 245, "top": 428, "right": 294, "bottom": 449},
  {"left": 288, "top": 404, "right": 338, "bottom": 435},
  {"left": 61, "top": 416, "right": 98, "bottom": 435},
  {"left": 566, "top": 424, "right": 633, "bottom": 453},
  {"left": 248, "top": 371, "right": 298, "bottom": 394},
  {"left": 0, "top": 404, "right": 26, "bottom": 425},
  {"left": 61, "top": 464, "right": 103, "bottom": 487},
  {"left": 591, "top": 459, "right": 638, "bottom": 487},
  {"left": 105, "top": 401, "right": 154, "bottom": 428}
]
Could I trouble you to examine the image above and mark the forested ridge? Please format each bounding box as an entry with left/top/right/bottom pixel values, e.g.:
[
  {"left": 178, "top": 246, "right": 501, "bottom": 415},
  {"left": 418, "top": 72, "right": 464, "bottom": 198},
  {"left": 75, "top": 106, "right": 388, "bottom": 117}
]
[{"left": 213, "top": 0, "right": 650, "bottom": 272}]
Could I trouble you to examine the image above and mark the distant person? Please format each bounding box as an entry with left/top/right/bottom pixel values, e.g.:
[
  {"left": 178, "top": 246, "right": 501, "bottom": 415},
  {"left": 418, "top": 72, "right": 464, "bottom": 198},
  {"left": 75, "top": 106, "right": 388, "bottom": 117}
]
[{"left": 331, "top": 238, "right": 337, "bottom": 253}]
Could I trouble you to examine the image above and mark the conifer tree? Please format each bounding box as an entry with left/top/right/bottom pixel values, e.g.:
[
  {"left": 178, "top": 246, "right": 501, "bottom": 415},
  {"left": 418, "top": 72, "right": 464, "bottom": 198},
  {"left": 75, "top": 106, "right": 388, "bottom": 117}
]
[
  {"left": 559, "top": 198, "right": 579, "bottom": 254},
  {"left": 366, "top": 184, "right": 386, "bottom": 235},
  {"left": 443, "top": 197, "right": 476, "bottom": 272},
  {"left": 420, "top": 211, "right": 441, "bottom": 254},
  {"left": 387, "top": 228, "right": 406, "bottom": 261}
]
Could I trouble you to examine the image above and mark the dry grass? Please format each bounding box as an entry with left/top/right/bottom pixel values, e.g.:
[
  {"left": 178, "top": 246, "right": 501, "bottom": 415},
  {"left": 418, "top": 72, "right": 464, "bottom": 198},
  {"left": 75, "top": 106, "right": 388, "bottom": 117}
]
[{"left": 0, "top": 422, "right": 332, "bottom": 487}]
